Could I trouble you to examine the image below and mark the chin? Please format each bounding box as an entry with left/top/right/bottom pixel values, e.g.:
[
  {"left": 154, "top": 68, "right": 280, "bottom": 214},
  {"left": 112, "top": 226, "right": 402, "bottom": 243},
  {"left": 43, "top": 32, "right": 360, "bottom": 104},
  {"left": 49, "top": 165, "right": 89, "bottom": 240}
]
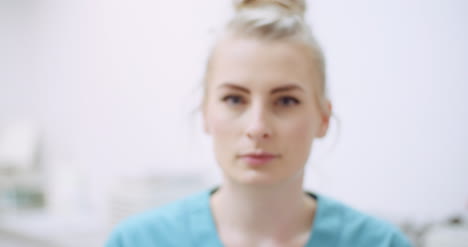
[
  {"left": 220, "top": 159, "right": 304, "bottom": 187},
  {"left": 230, "top": 170, "right": 289, "bottom": 187}
]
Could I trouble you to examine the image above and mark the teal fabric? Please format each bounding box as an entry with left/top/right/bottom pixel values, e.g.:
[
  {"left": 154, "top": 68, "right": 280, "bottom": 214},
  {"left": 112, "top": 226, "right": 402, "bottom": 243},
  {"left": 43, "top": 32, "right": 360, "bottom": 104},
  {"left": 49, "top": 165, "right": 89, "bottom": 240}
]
[{"left": 105, "top": 188, "right": 412, "bottom": 247}]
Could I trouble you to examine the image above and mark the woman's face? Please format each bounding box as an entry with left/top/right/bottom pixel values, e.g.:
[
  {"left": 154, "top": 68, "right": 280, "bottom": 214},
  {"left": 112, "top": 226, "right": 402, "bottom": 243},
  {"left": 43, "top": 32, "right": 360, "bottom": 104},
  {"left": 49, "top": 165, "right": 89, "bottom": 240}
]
[{"left": 203, "top": 36, "right": 331, "bottom": 186}]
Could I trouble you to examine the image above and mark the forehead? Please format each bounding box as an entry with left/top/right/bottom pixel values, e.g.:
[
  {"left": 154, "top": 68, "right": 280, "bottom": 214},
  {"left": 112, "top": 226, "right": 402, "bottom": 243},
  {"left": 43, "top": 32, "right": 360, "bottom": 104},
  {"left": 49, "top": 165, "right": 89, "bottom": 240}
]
[{"left": 208, "top": 35, "right": 319, "bottom": 92}]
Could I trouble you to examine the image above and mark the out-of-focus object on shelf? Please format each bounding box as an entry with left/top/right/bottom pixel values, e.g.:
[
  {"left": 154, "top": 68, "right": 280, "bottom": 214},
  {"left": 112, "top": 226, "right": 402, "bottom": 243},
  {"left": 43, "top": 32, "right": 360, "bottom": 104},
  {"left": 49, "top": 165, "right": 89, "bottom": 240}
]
[
  {"left": 0, "top": 121, "right": 45, "bottom": 213},
  {"left": 423, "top": 216, "right": 468, "bottom": 247},
  {"left": 45, "top": 160, "right": 90, "bottom": 220},
  {"left": 0, "top": 121, "right": 40, "bottom": 171}
]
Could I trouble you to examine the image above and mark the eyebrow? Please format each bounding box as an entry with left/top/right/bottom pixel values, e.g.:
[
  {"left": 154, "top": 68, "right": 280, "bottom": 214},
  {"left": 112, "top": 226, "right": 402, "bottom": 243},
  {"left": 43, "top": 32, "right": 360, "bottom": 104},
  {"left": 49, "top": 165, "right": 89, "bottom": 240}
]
[{"left": 217, "top": 82, "right": 305, "bottom": 94}]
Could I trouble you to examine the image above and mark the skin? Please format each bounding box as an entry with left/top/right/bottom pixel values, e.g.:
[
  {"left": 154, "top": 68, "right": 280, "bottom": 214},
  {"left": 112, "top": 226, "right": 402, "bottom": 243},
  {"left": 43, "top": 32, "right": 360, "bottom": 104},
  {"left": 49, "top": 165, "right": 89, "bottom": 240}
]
[{"left": 203, "top": 34, "right": 332, "bottom": 247}]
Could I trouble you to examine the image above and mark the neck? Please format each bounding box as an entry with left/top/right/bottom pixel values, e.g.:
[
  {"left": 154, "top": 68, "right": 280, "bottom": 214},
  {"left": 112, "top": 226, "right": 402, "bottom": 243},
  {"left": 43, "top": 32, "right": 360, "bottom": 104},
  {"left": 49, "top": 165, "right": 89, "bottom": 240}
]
[{"left": 210, "top": 176, "right": 316, "bottom": 240}]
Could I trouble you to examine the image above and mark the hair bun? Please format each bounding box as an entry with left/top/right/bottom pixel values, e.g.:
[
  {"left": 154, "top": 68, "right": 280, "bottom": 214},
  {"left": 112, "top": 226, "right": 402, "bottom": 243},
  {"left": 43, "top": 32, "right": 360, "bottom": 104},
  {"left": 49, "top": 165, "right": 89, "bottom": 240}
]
[{"left": 233, "top": 0, "right": 306, "bottom": 16}]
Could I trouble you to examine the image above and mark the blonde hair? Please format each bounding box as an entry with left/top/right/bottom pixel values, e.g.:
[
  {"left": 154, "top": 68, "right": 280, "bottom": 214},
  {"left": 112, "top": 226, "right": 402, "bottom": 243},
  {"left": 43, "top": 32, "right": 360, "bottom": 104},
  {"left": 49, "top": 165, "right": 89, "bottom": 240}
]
[{"left": 203, "top": 0, "right": 329, "bottom": 114}]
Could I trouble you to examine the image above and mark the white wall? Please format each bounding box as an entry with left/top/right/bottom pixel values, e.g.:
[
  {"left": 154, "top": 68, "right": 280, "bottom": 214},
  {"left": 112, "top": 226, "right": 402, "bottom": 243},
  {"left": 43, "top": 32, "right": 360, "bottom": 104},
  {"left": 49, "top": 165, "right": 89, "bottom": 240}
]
[
  {"left": 1, "top": 0, "right": 467, "bottom": 223},
  {"left": 307, "top": 0, "right": 468, "bottom": 221}
]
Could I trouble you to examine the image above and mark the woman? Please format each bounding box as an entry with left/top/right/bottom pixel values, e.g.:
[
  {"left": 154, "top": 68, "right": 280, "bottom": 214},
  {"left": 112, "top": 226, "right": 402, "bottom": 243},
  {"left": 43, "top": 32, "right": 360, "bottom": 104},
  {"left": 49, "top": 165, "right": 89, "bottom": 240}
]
[{"left": 105, "top": 0, "right": 412, "bottom": 246}]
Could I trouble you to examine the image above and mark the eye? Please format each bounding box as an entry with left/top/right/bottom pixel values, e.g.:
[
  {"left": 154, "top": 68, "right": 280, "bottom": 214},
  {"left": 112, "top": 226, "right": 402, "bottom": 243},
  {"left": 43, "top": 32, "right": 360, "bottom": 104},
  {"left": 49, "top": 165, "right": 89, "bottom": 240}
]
[
  {"left": 276, "top": 96, "right": 300, "bottom": 107},
  {"left": 222, "top": 95, "right": 245, "bottom": 106}
]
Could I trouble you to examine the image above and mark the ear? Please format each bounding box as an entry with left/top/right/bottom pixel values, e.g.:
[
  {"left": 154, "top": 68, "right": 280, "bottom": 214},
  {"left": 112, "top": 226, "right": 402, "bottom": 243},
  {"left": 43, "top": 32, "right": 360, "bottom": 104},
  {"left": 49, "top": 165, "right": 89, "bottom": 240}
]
[{"left": 316, "top": 100, "right": 332, "bottom": 138}]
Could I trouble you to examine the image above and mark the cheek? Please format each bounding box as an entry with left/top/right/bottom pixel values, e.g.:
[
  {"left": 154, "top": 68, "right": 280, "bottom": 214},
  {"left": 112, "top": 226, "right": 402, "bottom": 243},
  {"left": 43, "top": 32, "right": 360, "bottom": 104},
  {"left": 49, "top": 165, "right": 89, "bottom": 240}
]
[
  {"left": 207, "top": 106, "right": 242, "bottom": 167},
  {"left": 211, "top": 117, "right": 231, "bottom": 138},
  {"left": 290, "top": 116, "right": 314, "bottom": 137},
  {"left": 207, "top": 105, "right": 240, "bottom": 146},
  {"left": 208, "top": 106, "right": 233, "bottom": 133},
  {"left": 282, "top": 115, "right": 317, "bottom": 154}
]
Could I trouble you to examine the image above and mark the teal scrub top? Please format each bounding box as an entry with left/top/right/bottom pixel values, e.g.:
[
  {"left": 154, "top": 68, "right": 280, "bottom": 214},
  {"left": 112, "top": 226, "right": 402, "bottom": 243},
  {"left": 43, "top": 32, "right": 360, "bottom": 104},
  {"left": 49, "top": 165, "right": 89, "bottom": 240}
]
[{"left": 105, "top": 187, "right": 412, "bottom": 247}]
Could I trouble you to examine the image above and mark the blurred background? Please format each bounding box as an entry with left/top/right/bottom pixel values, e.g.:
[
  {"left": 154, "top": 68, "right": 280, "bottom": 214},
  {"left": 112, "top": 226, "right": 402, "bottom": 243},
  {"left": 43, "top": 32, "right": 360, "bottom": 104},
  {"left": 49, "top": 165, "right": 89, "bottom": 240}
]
[{"left": 0, "top": 0, "right": 467, "bottom": 246}]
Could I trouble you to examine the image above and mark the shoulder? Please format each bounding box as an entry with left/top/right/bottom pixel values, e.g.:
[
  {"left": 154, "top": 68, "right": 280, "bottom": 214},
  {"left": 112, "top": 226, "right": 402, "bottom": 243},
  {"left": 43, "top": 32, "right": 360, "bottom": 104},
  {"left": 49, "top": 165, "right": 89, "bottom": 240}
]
[
  {"left": 315, "top": 194, "right": 413, "bottom": 247},
  {"left": 105, "top": 190, "right": 209, "bottom": 247}
]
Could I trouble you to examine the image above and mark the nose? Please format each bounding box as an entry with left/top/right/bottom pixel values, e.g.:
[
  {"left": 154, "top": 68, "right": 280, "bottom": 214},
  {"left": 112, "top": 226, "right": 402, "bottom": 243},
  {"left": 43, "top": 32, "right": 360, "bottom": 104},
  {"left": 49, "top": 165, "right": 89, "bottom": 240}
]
[{"left": 245, "top": 105, "right": 273, "bottom": 141}]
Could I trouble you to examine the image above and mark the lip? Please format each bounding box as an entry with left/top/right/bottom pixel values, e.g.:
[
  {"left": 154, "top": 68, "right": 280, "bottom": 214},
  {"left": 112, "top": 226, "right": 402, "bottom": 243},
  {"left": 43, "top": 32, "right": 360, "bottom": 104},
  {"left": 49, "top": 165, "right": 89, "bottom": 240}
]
[{"left": 239, "top": 152, "right": 279, "bottom": 166}]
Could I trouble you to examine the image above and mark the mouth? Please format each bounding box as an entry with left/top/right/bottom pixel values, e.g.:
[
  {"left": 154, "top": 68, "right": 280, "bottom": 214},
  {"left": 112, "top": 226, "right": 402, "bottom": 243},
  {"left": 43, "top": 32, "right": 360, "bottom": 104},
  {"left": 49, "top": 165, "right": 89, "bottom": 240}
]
[{"left": 239, "top": 152, "right": 279, "bottom": 166}]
